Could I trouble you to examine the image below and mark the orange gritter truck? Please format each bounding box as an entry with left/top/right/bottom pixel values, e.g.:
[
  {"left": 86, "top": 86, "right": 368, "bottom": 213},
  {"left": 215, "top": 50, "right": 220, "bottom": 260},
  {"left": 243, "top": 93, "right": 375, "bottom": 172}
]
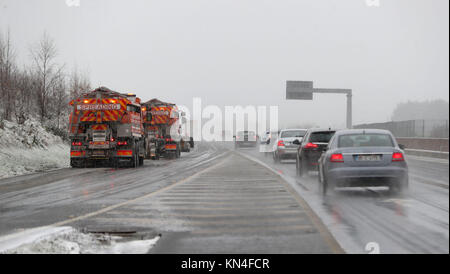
[
  {"left": 68, "top": 87, "right": 146, "bottom": 168},
  {"left": 142, "top": 98, "right": 193, "bottom": 160}
]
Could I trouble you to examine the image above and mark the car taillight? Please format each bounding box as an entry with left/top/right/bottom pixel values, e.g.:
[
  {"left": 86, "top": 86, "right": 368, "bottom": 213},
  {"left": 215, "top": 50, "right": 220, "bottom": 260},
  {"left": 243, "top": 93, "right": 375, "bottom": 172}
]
[
  {"left": 330, "top": 153, "right": 344, "bottom": 162},
  {"left": 392, "top": 152, "right": 404, "bottom": 162},
  {"left": 117, "top": 141, "right": 128, "bottom": 146},
  {"left": 72, "top": 141, "right": 82, "bottom": 146},
  {"left": 277, "top": 140, "right": 285, "bottom": 147},
  {"left": 110, "top": 137, "right": 115, "bottom": 142},
  {"left": 304, "top": 142, "right": 318, "bottom": 149}
]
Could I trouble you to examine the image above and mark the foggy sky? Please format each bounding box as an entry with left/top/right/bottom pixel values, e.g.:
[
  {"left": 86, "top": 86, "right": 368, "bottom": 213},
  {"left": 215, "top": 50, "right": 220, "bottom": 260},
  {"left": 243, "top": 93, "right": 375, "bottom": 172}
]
[{"left": 0, "top": 0, "right": 448, "bottom": 129}]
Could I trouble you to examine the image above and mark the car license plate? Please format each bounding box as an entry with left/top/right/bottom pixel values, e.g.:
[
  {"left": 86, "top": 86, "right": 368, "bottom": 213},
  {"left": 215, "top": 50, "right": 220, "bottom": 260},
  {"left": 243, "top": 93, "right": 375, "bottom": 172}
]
[
  {"left": 92, "top": 150, "right": 105, "bottom": 156},
  {"left": 355, "top": 155, "right": 381, "bottom": 161}
]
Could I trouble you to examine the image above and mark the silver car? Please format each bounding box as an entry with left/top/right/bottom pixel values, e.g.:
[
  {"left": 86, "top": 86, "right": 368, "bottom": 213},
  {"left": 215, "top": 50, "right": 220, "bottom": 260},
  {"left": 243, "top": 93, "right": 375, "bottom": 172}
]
[
  {"left": 318, "top": 129, "right": 408, "bottom": 195},
  {"left": 273, "top": 129, "right": 307, "bottom": 162}
]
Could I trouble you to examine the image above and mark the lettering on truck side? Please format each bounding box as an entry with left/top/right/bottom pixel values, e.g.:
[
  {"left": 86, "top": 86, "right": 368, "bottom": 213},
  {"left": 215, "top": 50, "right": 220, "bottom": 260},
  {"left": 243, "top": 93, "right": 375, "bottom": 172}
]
[{"left": 77, "top": 104, "right": 121, "bottom": 111}]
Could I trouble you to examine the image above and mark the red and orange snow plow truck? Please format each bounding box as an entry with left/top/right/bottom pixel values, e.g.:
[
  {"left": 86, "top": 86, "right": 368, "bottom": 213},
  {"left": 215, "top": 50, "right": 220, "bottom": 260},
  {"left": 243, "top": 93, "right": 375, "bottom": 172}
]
[
  {"left": 142, "top": 98, "right": 194, "bottom": 160},
  {"left": 68, "top": 87, "right": 146, "bottom": 168}
]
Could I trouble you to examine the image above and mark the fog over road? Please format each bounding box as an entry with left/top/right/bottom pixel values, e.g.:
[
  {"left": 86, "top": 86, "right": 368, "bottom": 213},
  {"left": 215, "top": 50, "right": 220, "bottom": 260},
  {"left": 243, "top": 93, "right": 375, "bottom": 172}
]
[{"left": 0, "top": 142, "right": 448, "bottom": 253}]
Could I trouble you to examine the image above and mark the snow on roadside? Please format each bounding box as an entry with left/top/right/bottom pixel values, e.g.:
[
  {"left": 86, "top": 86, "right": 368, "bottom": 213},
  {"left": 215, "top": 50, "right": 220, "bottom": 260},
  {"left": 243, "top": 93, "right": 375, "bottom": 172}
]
[
  {"left": 0, "top": 226, "right": 160, "bottom": 254},
  {"left": 0, "top": 118, "right": 70, "bottom": 179}
]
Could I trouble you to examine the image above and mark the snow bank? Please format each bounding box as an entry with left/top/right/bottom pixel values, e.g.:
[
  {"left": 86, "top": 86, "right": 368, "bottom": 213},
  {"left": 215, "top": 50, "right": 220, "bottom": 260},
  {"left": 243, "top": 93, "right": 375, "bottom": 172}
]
[
  {"left": 0, "top": 226, "right": 160, "bottom": 254},
  {"left": 0, "top": 118, "right": 70, "bottom": 179}
]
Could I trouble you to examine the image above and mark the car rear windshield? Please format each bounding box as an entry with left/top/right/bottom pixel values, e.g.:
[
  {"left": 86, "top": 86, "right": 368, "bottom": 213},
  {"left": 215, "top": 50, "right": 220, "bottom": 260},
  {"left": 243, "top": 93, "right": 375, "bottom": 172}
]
[
  {"left": 310, "top": 131, "right": 335, "bottom": 143},
  {"left": 338, "top": 134, "right": 394, "bottom": 148},
  {"left": 281, "top": 130, "right": 306, "bottom": 138}
]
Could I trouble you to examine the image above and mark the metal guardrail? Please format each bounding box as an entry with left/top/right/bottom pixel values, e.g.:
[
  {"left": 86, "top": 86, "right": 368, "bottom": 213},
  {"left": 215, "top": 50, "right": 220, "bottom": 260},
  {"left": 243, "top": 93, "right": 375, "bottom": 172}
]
[{"left": 354, "top": 120, "right": 449, "bottom": 138}]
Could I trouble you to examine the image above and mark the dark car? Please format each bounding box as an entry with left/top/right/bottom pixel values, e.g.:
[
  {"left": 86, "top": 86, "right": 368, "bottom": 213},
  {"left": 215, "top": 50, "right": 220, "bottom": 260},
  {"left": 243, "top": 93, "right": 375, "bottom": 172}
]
[
  {"left": 318, "top": 129, "right": 408, "bottom": 195},
  {"left": 234, "top": 130, "right": 258, "bottom": 148},
  {"left": 295, "top": 129, "right": 336, "bottom": 177}
]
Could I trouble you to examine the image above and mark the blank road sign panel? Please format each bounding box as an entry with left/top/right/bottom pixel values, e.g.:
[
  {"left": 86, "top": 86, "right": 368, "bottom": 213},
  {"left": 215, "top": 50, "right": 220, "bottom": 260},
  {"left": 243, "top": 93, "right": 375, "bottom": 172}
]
[
  {"left": 286, "top": 81, "right": 313, "bottom": 100},
  {"left": 287, "top": 81, "right": 313, "bottom": 89},
  {"left": 286, "top": 91, "right": 313, "bottom": 100}
]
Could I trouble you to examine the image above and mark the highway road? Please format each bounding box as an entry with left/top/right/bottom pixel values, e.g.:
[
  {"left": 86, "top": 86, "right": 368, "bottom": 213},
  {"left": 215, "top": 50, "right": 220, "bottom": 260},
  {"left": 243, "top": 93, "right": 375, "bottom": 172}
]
[
  {"left": 0, "top": 142, "right": 448, "bottom": 253},
  {"left": 243, "top": 143, "right": 449, "bottom": 254}
]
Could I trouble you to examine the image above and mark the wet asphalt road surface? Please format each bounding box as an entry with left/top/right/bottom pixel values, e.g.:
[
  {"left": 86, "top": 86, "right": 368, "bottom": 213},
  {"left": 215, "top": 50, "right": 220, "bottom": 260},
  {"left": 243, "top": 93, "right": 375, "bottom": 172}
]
[
  {"left": 246, "top": 144, "right": 449, "bottom": 254},
  {"left": 0, "top": 142, "right": 227, "bottom": 236},
  {"left": 73, "top": 153, "right": 341, "bottom": 253},
  {"left": 0, "top": 142, "right": 448, "bottom": 253}
]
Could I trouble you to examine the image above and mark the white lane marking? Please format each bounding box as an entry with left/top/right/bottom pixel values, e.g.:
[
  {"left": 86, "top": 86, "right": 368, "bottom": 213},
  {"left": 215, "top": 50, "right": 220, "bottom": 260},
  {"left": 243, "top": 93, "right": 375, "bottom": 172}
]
[
  {"left": 48, "top": 152, "right": 230, "bottom": 227},
  {"left": 234, "top": 151, "right": 344, "bottom": 254}
]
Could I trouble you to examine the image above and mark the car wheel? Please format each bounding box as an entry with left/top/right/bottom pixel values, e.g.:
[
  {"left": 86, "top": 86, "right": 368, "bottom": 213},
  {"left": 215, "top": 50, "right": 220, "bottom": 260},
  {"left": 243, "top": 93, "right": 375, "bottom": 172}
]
[
  {"left": 273, "top": 152, "right": 279, "bottom": 163},
  {"left": 297, "top": 157, "right": 303, "bottom": 177},
  {"left": 320, "top": 171, "right": 332, "bottom": 196},
  {"left": 389, "top": 176, "right": 408, "bottom": 196},
  {"left": 318, "top": 164, "right": 324, "bottom": 183},
  {"left": 320, "top": 176, "right": 327, "bottom": 196}
]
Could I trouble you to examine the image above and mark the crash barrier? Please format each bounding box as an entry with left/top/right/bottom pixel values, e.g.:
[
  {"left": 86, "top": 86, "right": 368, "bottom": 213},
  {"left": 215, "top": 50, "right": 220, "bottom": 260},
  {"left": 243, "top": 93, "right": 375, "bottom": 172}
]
[
  {"left": 354, "top": 119, "right": 449, "bottom": 138},
  {"left": 396, "top": 137, "right": 449, "bottom": 159}
]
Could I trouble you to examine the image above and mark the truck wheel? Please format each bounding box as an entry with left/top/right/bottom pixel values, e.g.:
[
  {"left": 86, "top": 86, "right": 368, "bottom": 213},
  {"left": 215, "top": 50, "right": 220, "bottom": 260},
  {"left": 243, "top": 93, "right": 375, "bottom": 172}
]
[
  {"left": 112, "top": 158, "right": 118, "bottom": 169},
  {"left": 130, "top": 143, "right": 137, "bottom": 168},
  {"left": 153, "top": 153, "right": 160, "bottom": 160},
  {"left": 70, "top": 159, "right": 79, "bottom": 168},
  {"left": 134, "top": 146, "right": 139, "bottom": 168}
]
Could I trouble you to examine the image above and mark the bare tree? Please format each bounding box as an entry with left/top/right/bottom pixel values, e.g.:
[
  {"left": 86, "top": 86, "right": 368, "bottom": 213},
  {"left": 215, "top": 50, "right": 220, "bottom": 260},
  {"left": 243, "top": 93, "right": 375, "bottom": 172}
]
[
  {"left": 51, "top": 73, "right": 69, "bottom": 129},
  {"left": 30, "top": 32, "right": 64, "bottom": 122},
  {"left": 14, "top": 69, "right": 36, "bottom": 124},
  {"left": 0, "top": 30, "right": 17, "bottom": 121},
  {"left": 69, "top": 67, "right": 91, "bottom": 99}
]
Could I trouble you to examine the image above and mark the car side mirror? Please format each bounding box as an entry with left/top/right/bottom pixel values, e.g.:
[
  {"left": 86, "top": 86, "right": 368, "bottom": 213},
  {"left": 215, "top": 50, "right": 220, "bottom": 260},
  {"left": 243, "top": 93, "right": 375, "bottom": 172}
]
[
  {"left": 292, "top": 139, "right": 301, "bottom": 145},
  {"left": 399, "top": 144, "right": 406, "bottom": 150}
]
